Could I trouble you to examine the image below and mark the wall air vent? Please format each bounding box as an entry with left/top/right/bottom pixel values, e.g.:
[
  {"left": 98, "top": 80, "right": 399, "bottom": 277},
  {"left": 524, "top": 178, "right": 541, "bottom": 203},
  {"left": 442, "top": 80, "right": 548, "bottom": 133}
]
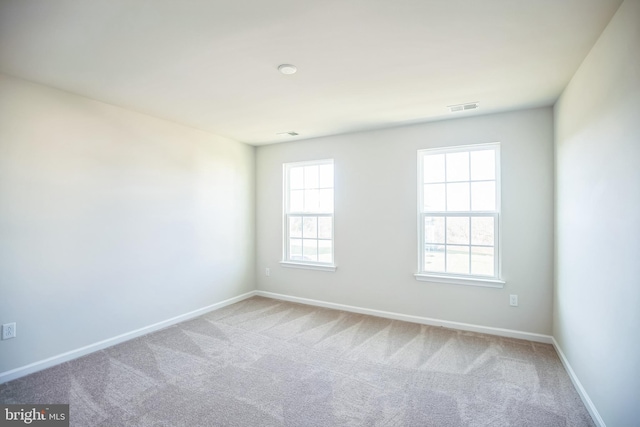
[{"left": 448, "top": 102, "right": 479, "bottom": 113}]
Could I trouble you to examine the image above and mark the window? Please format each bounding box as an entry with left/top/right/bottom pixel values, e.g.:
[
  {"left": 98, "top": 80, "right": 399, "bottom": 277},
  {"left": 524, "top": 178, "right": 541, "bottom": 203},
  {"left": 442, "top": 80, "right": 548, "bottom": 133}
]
[
  {"left": 282, "top": 159, "right": 335, "bottom": 271},
  {"left": 416, "top": 143, "right": 503, "bottom": 287}
]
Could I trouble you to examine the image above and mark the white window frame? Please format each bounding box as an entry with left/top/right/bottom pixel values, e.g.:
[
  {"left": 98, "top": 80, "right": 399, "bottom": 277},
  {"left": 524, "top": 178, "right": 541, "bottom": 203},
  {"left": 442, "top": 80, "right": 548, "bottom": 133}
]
[
  {"left": 415, "top": 143, "right": 504, "bottom": 287},
  {"left": 281, "top": 159, "right": 336, "bottom": 272}
]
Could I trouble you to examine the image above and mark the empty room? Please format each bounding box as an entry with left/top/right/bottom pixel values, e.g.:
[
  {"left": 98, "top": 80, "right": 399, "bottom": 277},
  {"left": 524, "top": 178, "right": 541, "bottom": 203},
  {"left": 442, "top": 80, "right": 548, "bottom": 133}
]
[{"left": 0, "top": 0, "right": 638, "bottom": 426}]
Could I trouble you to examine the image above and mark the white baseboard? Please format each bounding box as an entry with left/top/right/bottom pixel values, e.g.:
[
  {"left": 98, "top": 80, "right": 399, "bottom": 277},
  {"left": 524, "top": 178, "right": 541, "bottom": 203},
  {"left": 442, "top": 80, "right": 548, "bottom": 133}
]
[
  {"left": 255, "top": 290, "right": 553, "bottom": 344},
  {"left": 552, "top": 337, "right": 606, "bottom": 427},
  {"left": 0, "top": 291, "right": 257, "bottom": 384}
]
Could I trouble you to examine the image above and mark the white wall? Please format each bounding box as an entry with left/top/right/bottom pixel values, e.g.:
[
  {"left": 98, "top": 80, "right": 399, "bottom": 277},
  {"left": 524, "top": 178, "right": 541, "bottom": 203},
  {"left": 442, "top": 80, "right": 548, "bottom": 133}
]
[
  {"left": 0, "top": 74, "right": 255, "bottom": 374},
  {"left": 554, "top": 1, "right": 640, "bottom": 425},
  {"left": 256, "top": 107, "right": 554, "bottom": 335}
]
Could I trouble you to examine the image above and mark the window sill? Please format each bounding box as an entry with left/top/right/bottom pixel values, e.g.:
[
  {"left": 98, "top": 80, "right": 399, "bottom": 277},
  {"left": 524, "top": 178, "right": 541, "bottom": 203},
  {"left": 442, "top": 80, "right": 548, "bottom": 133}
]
[
  {"left": 280, "top": 261, "right": 337, "bottom": 272},
  {"left": 414, "top": 273, "right": 505, "bottom": 288}
]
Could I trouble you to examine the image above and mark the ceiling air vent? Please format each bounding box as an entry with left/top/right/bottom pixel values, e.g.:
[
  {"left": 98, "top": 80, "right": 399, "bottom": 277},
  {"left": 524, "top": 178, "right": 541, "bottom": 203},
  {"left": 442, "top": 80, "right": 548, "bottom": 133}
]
[{"left": 448, "top": 102, "right": 479, "bottom": 113}]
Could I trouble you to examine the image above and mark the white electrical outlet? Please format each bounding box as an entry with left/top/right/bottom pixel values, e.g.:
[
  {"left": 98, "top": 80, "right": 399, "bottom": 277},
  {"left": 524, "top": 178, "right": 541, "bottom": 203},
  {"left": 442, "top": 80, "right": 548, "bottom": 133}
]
[
  {"left": 265, "top": 268, "right": 270, "bottom": 277},
  {"left": 2, "top": 322, "right": 16, "bottom": 340},
  {"left": 509, "top": 295, "right": 518, "bottom": 307}
]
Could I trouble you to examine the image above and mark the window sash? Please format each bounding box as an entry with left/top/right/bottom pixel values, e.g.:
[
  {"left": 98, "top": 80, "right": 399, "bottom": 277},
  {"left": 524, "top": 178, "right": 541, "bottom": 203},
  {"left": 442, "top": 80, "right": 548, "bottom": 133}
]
[
  {"left": 420, "top": 212, "right": 499, "bottom": 279},
  {"left": 284, "top": 213, "right": 334, "bottom": 264}
]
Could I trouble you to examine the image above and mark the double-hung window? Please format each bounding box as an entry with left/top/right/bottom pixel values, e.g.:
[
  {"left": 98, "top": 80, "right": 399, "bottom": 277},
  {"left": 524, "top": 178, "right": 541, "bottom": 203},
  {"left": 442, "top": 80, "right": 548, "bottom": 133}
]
[
  {"left": 416, "top": 143, "right": 503, "bottom": 286},
  {"left": 282, "top": 159, "right": 335, "bottom": 271}
]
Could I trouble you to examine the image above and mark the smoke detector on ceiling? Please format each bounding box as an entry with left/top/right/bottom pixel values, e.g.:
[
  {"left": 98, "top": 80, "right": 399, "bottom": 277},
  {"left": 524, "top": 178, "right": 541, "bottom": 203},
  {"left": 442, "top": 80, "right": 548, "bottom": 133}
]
[{"left": 448, "top": 102, "right": 479, "bottom": 113}]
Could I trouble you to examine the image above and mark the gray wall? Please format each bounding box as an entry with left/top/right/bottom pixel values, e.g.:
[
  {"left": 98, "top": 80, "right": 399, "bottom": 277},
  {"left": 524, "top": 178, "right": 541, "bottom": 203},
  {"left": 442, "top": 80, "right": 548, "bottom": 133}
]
[
  {"left": 256, "top": 107, "right": 554, "bottom": 335},
  {"left": 0, "top": 74, "right": 255, "bottom": 374},
  {"left": 554, "top": 1, "right": 640, "bottom": 425}
]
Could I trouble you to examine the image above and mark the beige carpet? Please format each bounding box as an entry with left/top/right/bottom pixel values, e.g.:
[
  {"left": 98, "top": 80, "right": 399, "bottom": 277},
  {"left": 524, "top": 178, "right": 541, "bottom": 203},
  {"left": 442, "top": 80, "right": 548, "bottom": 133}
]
[{"left": 0, "top": 296, "right": 594, "bottom": 426}]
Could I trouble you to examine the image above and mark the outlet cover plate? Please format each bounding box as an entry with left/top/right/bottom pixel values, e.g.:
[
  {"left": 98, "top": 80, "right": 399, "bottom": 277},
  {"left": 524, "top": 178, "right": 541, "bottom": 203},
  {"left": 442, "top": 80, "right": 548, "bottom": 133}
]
[{"left": 2, "top": 322, "right": 16, "bottom": 340}]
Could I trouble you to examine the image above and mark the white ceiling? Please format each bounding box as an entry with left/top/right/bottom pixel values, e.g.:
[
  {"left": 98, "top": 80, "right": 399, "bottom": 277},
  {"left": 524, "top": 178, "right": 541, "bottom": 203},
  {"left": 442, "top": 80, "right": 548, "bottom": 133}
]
[{"left": 0, "top": 0, "right": 622, "bottom": 145}]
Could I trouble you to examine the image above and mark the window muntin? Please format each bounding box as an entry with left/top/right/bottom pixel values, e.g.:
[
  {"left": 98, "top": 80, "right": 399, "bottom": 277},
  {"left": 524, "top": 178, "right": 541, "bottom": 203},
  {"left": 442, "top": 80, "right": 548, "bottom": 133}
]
[
  {"left": 284, "top": 160, "right": 334, "bottom": 266},
  {"left": 418, "top": 144, "right": 500, "bottom": 281}
]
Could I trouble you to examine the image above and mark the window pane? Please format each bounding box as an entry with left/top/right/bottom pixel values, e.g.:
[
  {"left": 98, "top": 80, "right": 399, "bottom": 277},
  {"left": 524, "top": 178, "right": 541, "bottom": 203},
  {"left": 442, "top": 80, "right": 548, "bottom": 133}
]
[
  {"left": 290, "top": 190, "right": 303, "bottom": 212},
  {"left": 319, "top": 189, "right": 333, "bottom": 213},
  {"left": 424, "top": 184, "right": 445, "bottom": 211},
  {"left": 303, "top": 216, "right": 317, "bottom": 238},
  {"left": 470, "top": 150, "right": 495, "bottom": 181},
  {"left": 424, "top": 245, "right": 445, "bottom": 272},
  {"left": 318, "top": 217, "right": 332, "bottom": 239},
  {"left": 304, "top": 165, "right": 319, "bottom": 189},
  {"left": 423, "top": 154, "right": 445, "bottom": 183},
  {"left": 446, "top": 183, "right": 470, "bottom": 211},
  {"left": 446, "top": 217, "right": 469, "bottom": 244},
  {"left": 447, "top": 245, "right": 469, "bottom": 274},
  {"left": 290, "top": 167, "right": 304, "bottom": 190},
  {"left": 304, "top": 189, "right": 320, "bottom": 212},
  {"left": 471, "top": 246, "right": 494, "bottom": 276},
  {"left": 319, "top": 164, "right": 333, "bottom": 188},
  {"left": 471, "top": 181, "right": 495, "bottom": 211},
  {"left": 290, "top": 239, "right": 302, "bottom": 259},
  {"left": 471, "top": 217, "right": 494, "bottom": 246},
  {"left": 424, "top": 216, "right": 445, "bottom": 244},
  {"left": 289, "top": 216, "right": 302, "bottom": 238},
  {"left": 318, "top": 240, "right": 332, "bottom": 263},
  {"left": 446, "top": 152, "right": 469, "bottom": 182},
  {"left": 302, "top": 239, "right": 318, "bottom": 261}
]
